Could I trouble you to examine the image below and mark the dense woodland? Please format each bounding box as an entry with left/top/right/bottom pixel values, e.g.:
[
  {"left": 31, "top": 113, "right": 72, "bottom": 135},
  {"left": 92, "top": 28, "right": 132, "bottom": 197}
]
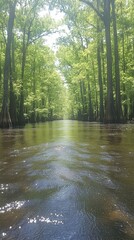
[{"left": 0, "top": 0, "right": 134, "bottom": 128}]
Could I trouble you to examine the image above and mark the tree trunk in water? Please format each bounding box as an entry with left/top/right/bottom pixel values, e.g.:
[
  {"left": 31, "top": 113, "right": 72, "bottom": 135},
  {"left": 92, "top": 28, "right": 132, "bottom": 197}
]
[
  {"left": 87, "top": 77, "right": 94, "bottom": 121},
  {"left": 0, "top": 1, "right": 16, "bottom": 128},
  {"left": 121, "top": 3, "right": 127, "bottom": 120},
  {"left": 0, "top": 43, "right": 2, "bottom": 86},
  {"left": 9, "top": 70, "right": 17, "bottom": 127},
  {"left": 9, "top": 33, "right": 18, "bottom": 126},
  {"left": 31, "top": 56, "right": 36, "bottom": 123},
  {"left": 111, "top": 0, "right": 123, "bottom": 122},
  {"left": 18, "top": 28, "right": 27, "bottom": 126},
  {"left": 97, "top": 42, "right": 104, "bottom": 122},
  {"left": 80, "top": 80, "right": 88, "bottom": 120},
  {"left": 104, "top": 0, "right": 115, "bottom": 123},
  {"left": 97, "top": 0, "right": 104, "bottom": 122}
]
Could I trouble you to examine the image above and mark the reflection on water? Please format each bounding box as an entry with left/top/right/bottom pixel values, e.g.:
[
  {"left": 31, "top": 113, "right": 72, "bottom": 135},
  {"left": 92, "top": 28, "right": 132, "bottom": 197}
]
[
  {"left": 0, "top": 120, "right": 134, "bottom": 240},
  {"left": 0, "top": 201, "right": 25, "bottom": 213},
  {"left": 28, "top": 213, "right": 64, "bottom": 225}
]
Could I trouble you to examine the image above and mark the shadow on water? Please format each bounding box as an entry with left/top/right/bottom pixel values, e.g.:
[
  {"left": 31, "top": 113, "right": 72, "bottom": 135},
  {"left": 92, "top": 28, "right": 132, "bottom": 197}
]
[{"left": 0, "top": 120, "right": 134, "bottom": 240}]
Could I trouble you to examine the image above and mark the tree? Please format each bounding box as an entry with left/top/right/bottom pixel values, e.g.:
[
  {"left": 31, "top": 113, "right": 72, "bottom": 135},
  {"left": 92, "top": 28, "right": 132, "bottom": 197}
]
[
  {"left": 16, "top": 0, "right": 58, "bottom": 125},
  {"left": 96, "top": 0, "right": 104, "bottom": 122},
  {"left": 111, "top": 0, "right": 123, "bottom": 122},
  {"left": 0, "top": 0, "right": 17, "bottom": 128},
  {"left": 80, "top": 0, "right": 117, "bottom": 122}
]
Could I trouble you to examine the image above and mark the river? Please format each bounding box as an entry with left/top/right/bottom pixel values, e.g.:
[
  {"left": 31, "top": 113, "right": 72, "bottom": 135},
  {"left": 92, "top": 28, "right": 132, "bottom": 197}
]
[{"left": 0, "top": 120, "right": 134, "bottom": 240}]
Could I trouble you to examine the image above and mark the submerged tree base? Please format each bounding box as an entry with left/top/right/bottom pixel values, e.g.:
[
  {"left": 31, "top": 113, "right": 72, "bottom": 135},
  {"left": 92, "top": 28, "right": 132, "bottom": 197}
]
[
  {"left": 103, "top": 118, "right": 127, "bottom": 124},
  {"left": 0, "top": 104, "right": 12, "bottom": 128}
]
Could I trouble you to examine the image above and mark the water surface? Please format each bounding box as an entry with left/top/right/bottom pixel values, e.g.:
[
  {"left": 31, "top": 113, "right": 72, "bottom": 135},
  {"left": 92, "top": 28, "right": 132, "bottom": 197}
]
[{"left": 0, "top": 120, "right": 134, "bottom": 240}]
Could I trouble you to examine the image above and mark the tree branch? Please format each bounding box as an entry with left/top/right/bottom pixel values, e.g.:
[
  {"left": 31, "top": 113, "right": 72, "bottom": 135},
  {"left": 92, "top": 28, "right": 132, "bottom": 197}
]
[
  {"left": 79, "top": 0, "right": 104, "bottom": 22},
  {"left": 29, "top": 30, "right": 59, "bottom": 44}
]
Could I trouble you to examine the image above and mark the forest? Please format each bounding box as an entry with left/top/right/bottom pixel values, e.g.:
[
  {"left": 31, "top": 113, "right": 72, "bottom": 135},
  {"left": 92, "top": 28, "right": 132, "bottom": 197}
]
[{"left": 0, "top": 0, "right": 134, "bottom": 128}]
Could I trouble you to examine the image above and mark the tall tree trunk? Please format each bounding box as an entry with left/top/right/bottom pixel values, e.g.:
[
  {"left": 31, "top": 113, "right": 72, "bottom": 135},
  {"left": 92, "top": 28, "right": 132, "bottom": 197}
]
[
  {"left": 87, "top": 76, "right": 94, "bottom": 121},
  {"left": 9, "top": 33, "right": 18, "bottom": 126},
  {"left": 31, "top": 56, "right": 36, "bottom": 123},
  {"left": 80, "top": 80, "right": 87, "bottom": 120},
  {"left": 111, "top": 0, "right": 123, "bottom": 122},
  {"left": 18, "top": 10, "right": 36, "bottom": 125},
  {"left": 18, "top": 28, "right": 27, "bottom": 126},
  {"left": 92, "top": 59, "right": 98, "bottom": 121},
  {"left": 120, "top": 2, "right": 127, "bottom": 120},
  {"left": 104, "top": 0, "right": 115, "bottom": 123},
  {"left": 97, "top": 42, "right": 104, "bottom": 122},
  {"left": 0, "top": 1, "right": 16, "bottom": 128},
  {"left": 97, "top": 0, "right": 104, "bottom": 122},
  {"left": 0, "top": 43, "right": 2, "bottom": 98}
]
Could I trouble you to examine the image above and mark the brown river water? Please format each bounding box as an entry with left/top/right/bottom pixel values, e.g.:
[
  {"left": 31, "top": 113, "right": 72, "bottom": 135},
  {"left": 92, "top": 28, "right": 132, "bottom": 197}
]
[{"left": 0, "top": 120, "right": 134, "bottom": 240}]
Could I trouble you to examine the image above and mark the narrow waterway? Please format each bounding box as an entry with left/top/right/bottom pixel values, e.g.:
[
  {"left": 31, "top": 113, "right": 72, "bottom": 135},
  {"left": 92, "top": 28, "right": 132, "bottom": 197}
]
[{"left": 0, "top": 120, "right": 134, "bottom": 240}]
